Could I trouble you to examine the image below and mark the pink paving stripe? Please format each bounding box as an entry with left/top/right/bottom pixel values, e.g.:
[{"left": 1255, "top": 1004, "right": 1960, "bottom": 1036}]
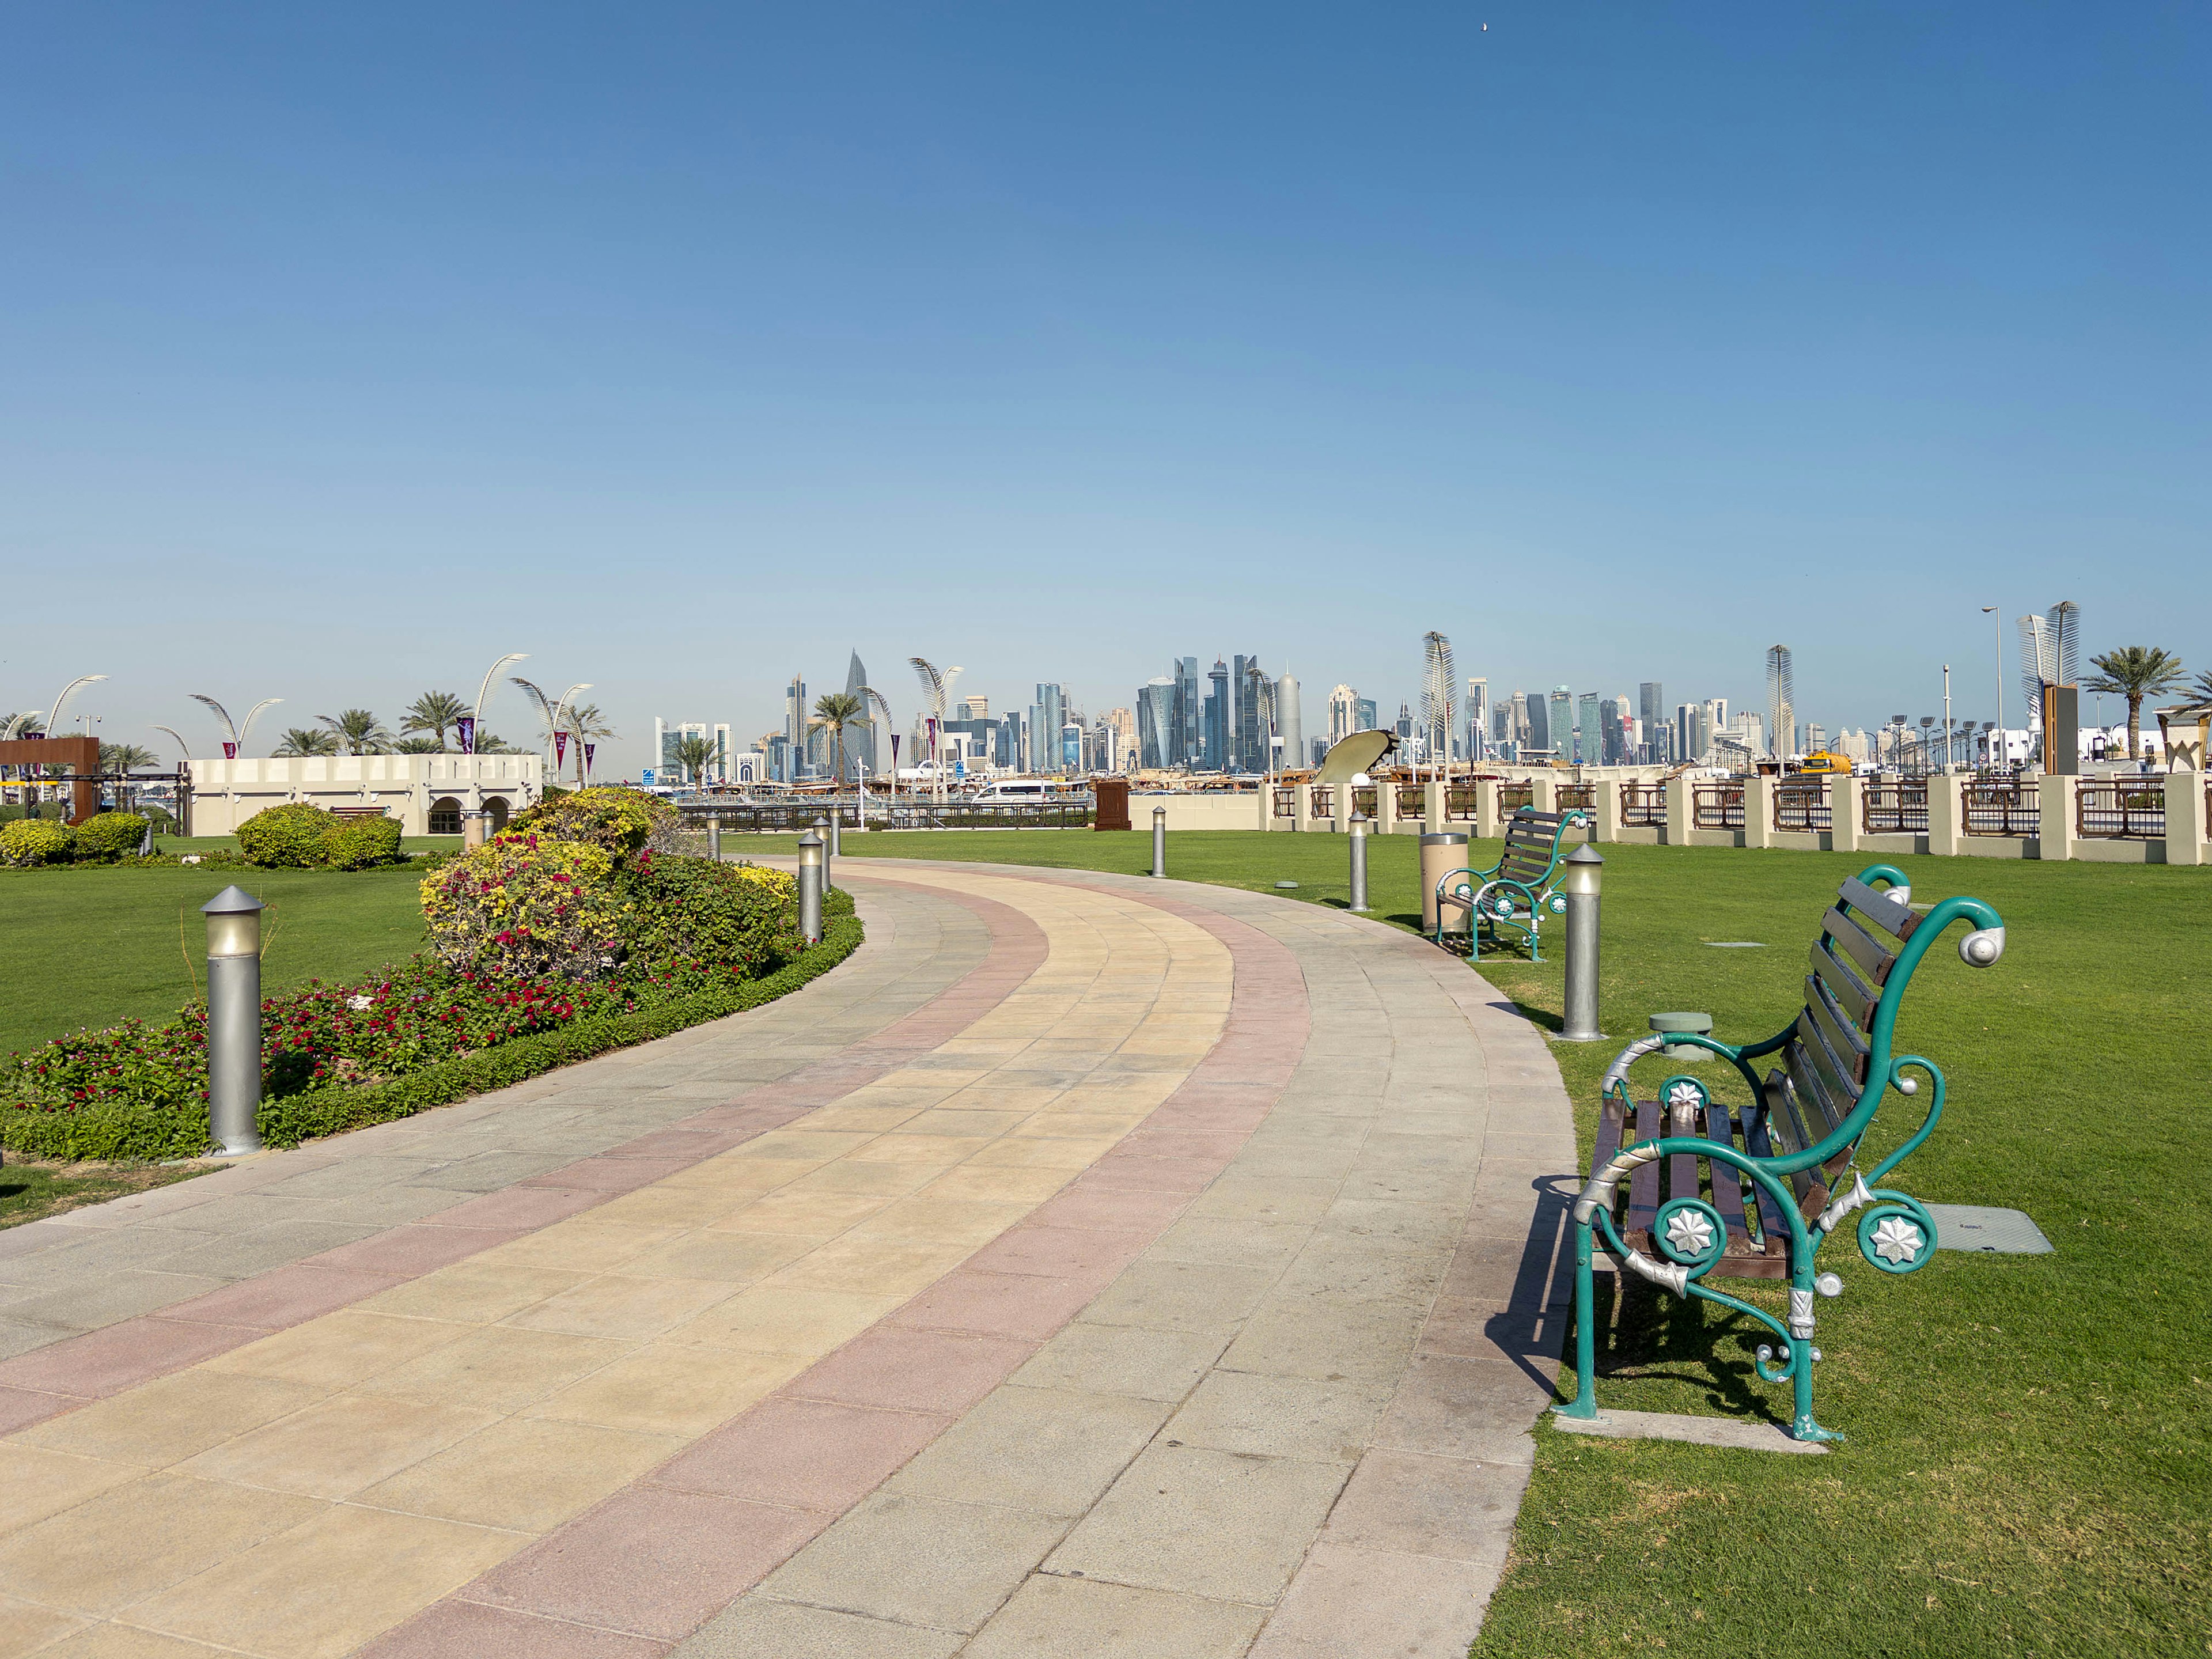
[
  {"left": 366, "top": 870, "right": 1314, "bottom": 1654},
  {"left": 0, "top": 884, "right": 1048, "bottom": 1433}
]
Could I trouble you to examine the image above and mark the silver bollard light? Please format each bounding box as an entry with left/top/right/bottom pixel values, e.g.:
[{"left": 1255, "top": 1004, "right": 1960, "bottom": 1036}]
[
  {"left": 826, "top": 810, "right": 842, "bottom": 859},
  {"left": 1559, "top": 846, "right": 1605, "bottom": 1042},
  {"left": 1150, "top": 804, "right": 1167, "bottom": 878},
  {"left": 797, "top": 829, "right": 825, "bottom": 945},
  {"left": 814, "top": 815, "right": 835, "bottom": 889},
  {"left": 1348, "top": 811, "right": 1370, "bottom": 913},
  {"left": 706, "top": 817, "right": 722, "bottom": 862},
  {"left": 202, "top": 885, "right": 267, "bottom": 1156}
]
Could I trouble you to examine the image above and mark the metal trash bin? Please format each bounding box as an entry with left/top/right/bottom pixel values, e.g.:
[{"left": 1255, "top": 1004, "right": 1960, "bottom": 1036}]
[{"left": 1420, "top": 831, "right": 1470, "bottom": 935}]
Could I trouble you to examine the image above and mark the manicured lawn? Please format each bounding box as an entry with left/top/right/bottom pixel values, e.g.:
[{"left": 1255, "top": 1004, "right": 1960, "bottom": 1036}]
[
  {"left": 730, "top": 826, "right": 2211, "bottom": 1656},
  {"left": 0, "top": 865, "right": 433, "bottom": 1057}
]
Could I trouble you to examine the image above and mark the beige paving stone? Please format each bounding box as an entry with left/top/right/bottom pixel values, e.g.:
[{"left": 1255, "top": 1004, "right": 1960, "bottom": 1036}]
[
  {"left": 887, "top": 1385, "right": 1169, "bottom": 1517},
  {"left": 0, "top": 1472, "right": 321, "bottom": 1615},
  {"left": 584, "top": 1184, "right": 762, "bottom": 1229},
  {"left": 757, "top": 1491, "right": 1069, "bottom": 1634},
  {"left": 708, "top": 1190, "right": 896, "bottom": 1236},
  {"left": 14, "top": 1372, "right": 326, "bottom": 1469},
  {"left": 200, "top": 1309, "right": 470, "bottom": 1390},
  {"left": 730, "top": 1131, "right": 884, "bottom": 1164},
  {"left": 963, "top": 1574, "right": 1267, "bottom": 1659},
  {"left": 12, "top": 1626, "right": 213, "bottom": 1658},
  {"left": 763, "top": 1238, "right": 973, "bottom": 1299},
  {"left": 650, "top": 1157, "right": 819, "bottom": 1194},
  {"left": 963, "top": 1135, "right": 1120, "bottom": 1171},
  {"left": 355, "top": 1262, "right": 590, "bottom": 1325},
  {"left": 125, "top": 1502, "right": 524, "bottom": 1659},
  {"left": 180, "top": 1393, "right": 498, "bottom": 1499},
  {"left": 357, "top": 1416, "right": 683, "bottom": 1532},
  {"left": 472, "top": 1219, "right": 684, "bottom": 1272},
  {"left": 918, "top": 1165, "right": 1073, "bottom": 1204},
  {"left": 353, "top": 1324, "right": 630, "bottom": 1413},
  {"left": 504, "top": 1273, "right": 737, "bottom": 1340},
  {"left": 845, "top": 1197, "right": 1036, "bottom": 1248},
  {"left": 898, "top": 1109, "right": 1030, "bottom": 1137},
  {"left": 843, "top": 1134, "right": 991, "bottom": 1167},
  {"left": 526, "top": 1342, "right": 806, "bottom": 1436},
  {"left": 671, "top": 1287, "right": 903, "bottom": 1358},
  {"left": 783, "top": 1161, "right": 942, "bottom": 1198},
  {"left": 1046, "top": 1442, "right": 1349, "bottom": 1604},
  {"left": 615, "top": 1230, "right": 822, "bottom": 1284},
  {"left": 0, "top": 1447, "right": 143, "bottom": 1537},
  {"left": 0, "top": 1591, "right": 87, "bottom": 1657},
  {"left": 799, "top": 1105, "right": 927, "bottom": 1134}
]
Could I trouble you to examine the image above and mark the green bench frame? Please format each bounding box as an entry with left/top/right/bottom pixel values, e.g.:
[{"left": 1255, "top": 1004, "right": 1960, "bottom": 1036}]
[
  {"left": 1433, "top": 805, "right": 1592, "bottom": 961},
  {"left": 1556, "top": 863, "right": 2008, "bottom": 1442}
]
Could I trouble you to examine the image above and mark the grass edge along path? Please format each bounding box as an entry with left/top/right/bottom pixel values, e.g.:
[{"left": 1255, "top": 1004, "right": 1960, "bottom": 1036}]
[
  {"left": 728, "top": 828, "right": 2209, "bottom": 1658},
  {"left": 0, "top": 903, "right": 863, "bottom": 1163}
]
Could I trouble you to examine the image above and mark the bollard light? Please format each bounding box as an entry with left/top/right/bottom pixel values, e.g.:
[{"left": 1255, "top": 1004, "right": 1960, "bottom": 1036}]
[
  {"left": 1559, "top": 846, "right": 1604, "bottom": 1042},
  {"left": 1151, "top": 804, "right": 1167, "bottom": 878},
  {"left": 797, "top": 830, "right": 825, "bottom": 945},
  {"left": 1348, "top": 811, "right": 1370, "bottom": 913},
  {"left": 201, "top": 885, "right": 266, "bottom": 1156},
  {"left": 812, "top": 815, "right": 835, "bottom": 892},
  {"left": 706, "top": 817, "right": 722, "bottom": 862},
  {"left": 827, "top": 809, "right": 842, "bottom": 859}
]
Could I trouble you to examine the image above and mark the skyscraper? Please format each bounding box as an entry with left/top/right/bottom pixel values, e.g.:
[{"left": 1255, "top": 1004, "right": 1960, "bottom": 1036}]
[
  {"left": 1464, "top": 677, "right": 1488, "bottom": 763},
  {"left": 1355, "top": 698, "right": 1378, "bottom": 734},
  {"left": 1599, "top": 696, "right": 1632, "bottom": 765},
  {"left": 1276, "top": 673, "right": 1302, "bottom": 770},
  {"left": 1232, "top": 654, "right": 1260, "bottom": 772},
  {"left": 843, "top": 652, "right": 874, "bottom": 779},
  {"left": 1327, "top": 685, "right": 1359, "bottom": 748},
  {"left": 1548, "top": 688, "right": 1574, "bottom": 760},
  {"left": 1525, "top": 692, "right": 1548, "bottom": 756},
  {"left": 1576, "top": 692, "right": 1601, "bottom": 765},
  {"left": 1638, "top": 682, "right": 1664, "bottom": 763},
  {"left": 1205, "top": 659, "right": 1229, "bottom": 771},
  {"left": 783, "top": 676, "right": 807, "bottom": 778},
  {"left": 1032, "top": 683, "right": 1065, "bottom": 774},
  {"left": 1766, "top": 646, "right": 1794, "bottom": 759},
  {"left": 1175, "top": 657, "right": 1201, "bottom": 767},
  {"left": 1137, "top": 678, "right": 1175, "bottom": 769}
]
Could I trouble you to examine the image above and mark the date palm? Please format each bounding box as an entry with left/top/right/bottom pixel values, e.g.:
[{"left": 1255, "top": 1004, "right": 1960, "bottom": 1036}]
[
  {"left": 273, "top": 727, "right": 340, "bottom": 757},
  {"left": 2085, "top": 647, "right": 2186, "bottom": 761},
  {"left": 810, "top": 691, "right": 866, "bottom": 784},
  {"left": 316, "top": 708, "right": 394, "bottom": 755},
  {"left": 393, "top": 736, "right": 444, "bottom": 753},
  {"left": 2192, "top": 669, "right": 2212, "bottom": 704},
  {"left": 400, "top": 691, "right": 466, "bottom": 751},
  {"left": 672, "top": 732, "right": 719, "bottom": 787}
]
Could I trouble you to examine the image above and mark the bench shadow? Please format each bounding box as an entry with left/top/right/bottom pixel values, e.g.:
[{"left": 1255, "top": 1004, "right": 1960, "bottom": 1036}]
[{"left": 1485, "top": 1174, "right": 1779, "bottom": 1425}]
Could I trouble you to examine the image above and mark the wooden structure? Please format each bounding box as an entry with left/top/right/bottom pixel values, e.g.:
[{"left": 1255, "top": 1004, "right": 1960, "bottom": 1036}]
[
  {"left": 0, "top": 736, "right": 100, "bottom": 825},
  {"left": 1092, "top": 777, "right": 1132, "bottom": 832}
]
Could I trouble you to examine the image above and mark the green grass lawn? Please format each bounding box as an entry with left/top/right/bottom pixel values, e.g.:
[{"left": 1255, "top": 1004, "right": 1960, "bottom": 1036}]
[
  {"left": 0, "top": 865, "right": 434, "bottom": 1057},
  {"left": 1, "top": 1159, "right": 213, "bottom": 1230},
  {"left": 730, "top": 826, "right": 2211, "bottom": 1657}
]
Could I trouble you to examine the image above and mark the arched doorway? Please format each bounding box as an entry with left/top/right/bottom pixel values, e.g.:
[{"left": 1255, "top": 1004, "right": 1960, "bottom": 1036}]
[
  {"left": 484, "top": 797, "right": 510, "bottom": 832},
  {"left": 429, "top": 797, "right": 463, "bottom": 836}
]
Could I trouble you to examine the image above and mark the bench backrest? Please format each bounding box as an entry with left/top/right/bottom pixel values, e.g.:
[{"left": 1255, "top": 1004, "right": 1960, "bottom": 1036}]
[{"left": 1489, "top": 807, "right": 1585, "bottom": 887}]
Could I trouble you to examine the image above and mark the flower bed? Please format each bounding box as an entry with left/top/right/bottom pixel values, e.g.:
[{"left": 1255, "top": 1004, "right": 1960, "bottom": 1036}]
[{"left": 1, "top": 790, "right": 859, "bottom": 1161}]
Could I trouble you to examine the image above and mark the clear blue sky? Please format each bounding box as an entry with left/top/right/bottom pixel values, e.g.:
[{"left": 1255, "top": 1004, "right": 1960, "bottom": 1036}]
[{"left": 4, "top": 3, "right": 2205, "bottom": 766}]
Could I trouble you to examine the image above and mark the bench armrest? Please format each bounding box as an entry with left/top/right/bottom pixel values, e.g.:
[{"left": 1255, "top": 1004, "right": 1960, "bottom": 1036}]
[{"left": 1601, "top": 1029, "right": 1770, "bottom": 1105}]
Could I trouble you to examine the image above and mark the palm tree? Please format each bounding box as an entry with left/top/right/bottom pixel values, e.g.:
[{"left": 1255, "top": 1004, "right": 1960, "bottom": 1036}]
[
  {"left": 2085, "top": 647, "right": 2186, "bottom": 761},
  {"left": 99, "top": 743, "right": 157, "bottom": 814},
  {"left": 400, "top": 691, "right": 467, "bottom": 751},
  {"left": 810, "top": 692, "right": 867, "bottom": 785},
  {"left": 2192, "top": 669, "right": 2212, "bottom": 704},
  {"left": 317, "top": 709, "right": 394, "bottom": 755},
  {"left": 472, "top": 732, "right": 520, "bottom": 755},
  {"left": 273, "top": 727, "right": 340, "bottom": 757},
  {"left": 393, "top": 735, "right": 444, "bottom": 754},
  {"left": 565, "top": 704, "right": 615, "bottom": 786},
  {"left": 672, "top": 732, "right": 719, "bottom": 787}
]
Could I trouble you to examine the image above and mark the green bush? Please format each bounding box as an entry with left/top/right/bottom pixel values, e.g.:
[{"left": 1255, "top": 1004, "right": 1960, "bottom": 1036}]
[
  {"left": 73, "top": 812, "right": 149, "bottom": 863},
  {"left": 505, "top": 787, "right": 671, "bottom": 862},
  {"left": 619, "top": 855, "right": 802, "bottom": 978},
  {"left": 323, "top": 814, "right": 404, "bottom": 870},
  {"left": 0, "top": 819, "right": 75, "bottom": 867},
  {"left": 237, "top": 802, "right": 339, "bottom": 867},
  {"left": 419, "top": 835, "right": 626, "bottom": 979}
]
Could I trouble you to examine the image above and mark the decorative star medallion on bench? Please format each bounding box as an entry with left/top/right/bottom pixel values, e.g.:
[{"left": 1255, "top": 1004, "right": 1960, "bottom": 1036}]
[{"left": 1869, "top": 1214, "right": 1925, "bottom": 1265}]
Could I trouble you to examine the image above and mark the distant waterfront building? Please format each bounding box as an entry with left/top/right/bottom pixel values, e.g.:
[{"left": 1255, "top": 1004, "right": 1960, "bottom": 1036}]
[
  {"left": 1599, "top": 696, "right": 1633, "bottom": 766},
  {"left": 1806, "top": 722, "right": 1828, "bottom": 755},
  {"left": 1465, "top": 677, "right": 1488, "bottom": 762},
  {"left": 783, "top": 676, "right": 808, "bottom": 777},
  {"left": 1525, "top": 692, "right": 1549, "bottom": 756},
  {"left": 1174, "top": 657, "right": 1202, "bottom": 767},
  {"left": 1766, "top": 645, "right": 1795, "bottom": 760},
  {"left": 1355, "top": 697, "right": 1378, "bottom": 734},
  {"left": 1575, "top": 692, "right": 1600, "bottom": 765},
  {"left": 1548, "top": 688, "right": 1574, "bottom": 762},
  {"left": 1105, "top": 707, "right": 1137, "bottom": 773},
  {"left": 1327, "top": 684, "right": 1359, "bottom": 748},
  {"left": 842, "top": 653, "right": 876, "bottom": 780},
  {"left": 1204, "top": 660, "right": 1229, "bottom": 770},
  {"left": 1638, "top": 682, "right": 1665, "bottom": 763},
  {"left": 1137, "top": 678, "right": 1176, "bottom": 768},
  {"left": 653, "top": 718, "right": 732, "bottom": 783},
  {"left": 963, "top": 695, "right": 988, "bottom": 720},
  {"left": 1275, "top": 673, "right": 1302, "bottom": 768}
]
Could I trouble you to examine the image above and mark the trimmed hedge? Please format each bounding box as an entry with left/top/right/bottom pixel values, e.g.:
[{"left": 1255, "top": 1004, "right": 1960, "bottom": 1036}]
[
  {"left": 0, "top": 819, "right": 75, "bottom": 867},
  {"left": 0, "top": 895, "right": 862, "bottom": 1162},
  {"left": 73, "top": 812, "right": 149, "bottom": 862}
]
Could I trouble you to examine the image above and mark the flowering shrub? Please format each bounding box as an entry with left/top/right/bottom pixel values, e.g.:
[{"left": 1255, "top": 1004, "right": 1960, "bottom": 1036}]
[
  {"left": 617, "top": 854, "right": 800, "bottom": 979},
  {"left": 0, "top": 819, "right": 75, "bottom": 866},
  {"left": 238, "top": 802, "right": 339, "bottom": 867},
  {"left": 73, "top": 812, "right": 149, "bottom": 862},
  {"left": 420, "top": 835, "right": 625, "bottom": 980},
  {"left": 505, "top": 787, "right": 668, "bottom": 862}
]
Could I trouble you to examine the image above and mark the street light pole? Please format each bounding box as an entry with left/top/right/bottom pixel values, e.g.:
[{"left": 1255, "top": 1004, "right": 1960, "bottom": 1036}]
[{"left": 1982, "top": 606, "right": 2002, "bottom": 768}]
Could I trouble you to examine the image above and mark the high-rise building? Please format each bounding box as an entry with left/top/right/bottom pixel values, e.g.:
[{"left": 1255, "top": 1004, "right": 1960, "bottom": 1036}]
[
  {"left": 1637, "top": 682, "right": 1664, "bottom": 763},
  {"left": 1355, "top": 697, "right": 1378, "bottom": 734},
  {"left": 1105, "top": 707, "right": 1136, "bottom": 774},
  {"left": 1137, "top": 678, "right": 1175, "bottom": 769},
  {"left": 1205, "top": 659, "right": 1229, "bottom": 771},
  {"left": 1575, "top": 693, "right": 1600, "bottom": 765},
  {"left": 783, "top": 676, "right": 807, "bottom": 776},
  {"left": 1548, "top": 688, "right": 1573, "bottom": 762},
  {"left": 1175, "top": 657, "right": 1202, "bottom": 767},
  {"left": 1230, "top": 654, "right": 1263, "bottom": 772},
  {"left": 653, "top": 719, "right": 732, "bottom": 782},
  {"left": 1465, "top": 677, "right": 1488, "bottom": 763},
  {"left": 1276, "top": 673, "right": 1302, "bottom": 770},
  {"left": 1525, "top": 692, "right": 1548, "bottom": 756},
  {"left": 1327, "top": 684, "right": 1359, "bottom": 749},
  {"left": 963, "top": 695, "right": 988, "bottom": 720},
  {"left": 1599, "top": 696, "right": 1632, "bottom": 766},
  {"left": 1031, "top": 683, "right": 1066, "bottom": 774},
  {"left": 1766, "top": 646, "right": 1794, "bottom": 760},
  {"left": 1806, "top": 723, "right": 1828, "bottom": 755}
]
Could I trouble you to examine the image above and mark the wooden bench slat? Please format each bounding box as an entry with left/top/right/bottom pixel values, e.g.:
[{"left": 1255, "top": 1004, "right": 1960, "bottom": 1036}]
[
  {"left": 1593, "top": 1093, "right": 1627, "bottom": 1172},
  {"left": 1839, "top": 876, "right": 1921, "bottom": 942},
  {"left": 1783, "top": 1037, "right": 1849, "bottom": 1142},
  {"left": 1626, "top": 1101, "right": 1661, "bottom": 1245},
  {"left": 1804, "top": 973, "right": 1871, "bottom": 1080},
  {"left": 1809, "top": 939, "right": 1877, "bottom": 1029},
  {"left": 1823, "top": 906, "right": 1897, "bottom": 986},
  {"left": 1700, "top": 1094, "right": 1754, "bottom": 1251},
  {"left": 1793, "top": 1013, "right": 1862, "bottom": 1124},
  {"left": 1740, "top": 1103, "right": 1796, "bottom": 1260}
]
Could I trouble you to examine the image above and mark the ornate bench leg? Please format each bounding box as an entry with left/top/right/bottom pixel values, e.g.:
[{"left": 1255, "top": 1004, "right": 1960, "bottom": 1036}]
[{"left": 1556, "top": 1213, "right": 1601, "bottom": 1419}]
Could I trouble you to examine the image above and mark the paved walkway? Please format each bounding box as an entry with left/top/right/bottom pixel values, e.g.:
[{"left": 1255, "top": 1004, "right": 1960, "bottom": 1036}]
[{"left": 0, "top": 862, "right": 1576, "bottom": 1658}]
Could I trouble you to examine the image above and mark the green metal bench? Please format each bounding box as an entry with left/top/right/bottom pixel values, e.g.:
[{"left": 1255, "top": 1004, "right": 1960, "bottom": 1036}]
[
  {"left": 1433, "top": 805, "right": 1592, "bottom": 960},
  {"left": 1557, "top": 862, "right": 2007, "bottom": 1442}
]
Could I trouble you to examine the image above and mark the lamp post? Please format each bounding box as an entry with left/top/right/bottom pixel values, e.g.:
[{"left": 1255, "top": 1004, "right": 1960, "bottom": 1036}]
[
  {"left": 1559, "top": 846, "right": 1605, "bottom": 1043},
  {"left": 1982, "top": 606, "right": 2002, "bottom": 768},
  {"left": 797, "top": 830, "right": 824, "bottom": 944},
  {"left": 1150, "top": 804, "right": 1167, "bottom": 878},
  {"left": 201, "top": 886, "right": 266, "bottom": 1156},
  {"left": 814, "top": 815, "right": 835, "bottom": 887},
  {"left": 706, "top": 816, "right": 722, "bottom": 862},
  {"left": 1348, "top": 811, "right": 1370, "bottom": 913}
]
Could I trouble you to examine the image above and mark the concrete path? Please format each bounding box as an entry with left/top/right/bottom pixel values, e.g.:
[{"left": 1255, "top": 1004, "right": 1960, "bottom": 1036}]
[{"left": 0, "top": 862, "right": 1576, "bottom": 1658}]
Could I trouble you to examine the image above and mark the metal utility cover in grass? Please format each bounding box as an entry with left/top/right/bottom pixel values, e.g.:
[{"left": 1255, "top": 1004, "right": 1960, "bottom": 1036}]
[
  {"left": 1926, "top": 1204, "right": 2054, "bottom": 1255},
  {"left": 1704, "top": 941, "right": 1767, "bottom": 948},
  {"left": 1274, "top": 881, "right": 1299, "bottom": 889}
]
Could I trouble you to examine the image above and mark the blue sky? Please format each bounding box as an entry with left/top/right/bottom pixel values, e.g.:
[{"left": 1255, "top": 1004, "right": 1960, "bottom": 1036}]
[{"left": 3, "top": 3, "right": 2205, "bottom": 766}]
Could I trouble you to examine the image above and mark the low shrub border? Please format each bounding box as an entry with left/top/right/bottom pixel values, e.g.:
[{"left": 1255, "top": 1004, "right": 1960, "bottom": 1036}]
[{"left": 0, "top": 898, "right": 861, "bottom": 1162}]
